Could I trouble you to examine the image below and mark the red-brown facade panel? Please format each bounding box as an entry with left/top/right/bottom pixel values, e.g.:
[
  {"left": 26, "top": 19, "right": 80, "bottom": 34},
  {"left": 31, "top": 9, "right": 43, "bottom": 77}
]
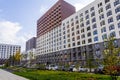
[{"left": 37, "top": 0, "right": 75, "bottom": 37}]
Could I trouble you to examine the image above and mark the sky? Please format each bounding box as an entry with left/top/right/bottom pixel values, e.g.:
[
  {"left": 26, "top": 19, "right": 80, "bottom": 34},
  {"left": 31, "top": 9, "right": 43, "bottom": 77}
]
[{"left": 0, "top": 0, "right": 94, "bottom": 51}]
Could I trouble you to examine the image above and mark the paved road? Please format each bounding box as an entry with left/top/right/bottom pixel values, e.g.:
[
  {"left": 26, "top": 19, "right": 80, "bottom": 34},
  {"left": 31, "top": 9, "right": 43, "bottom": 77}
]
[{"left": 0, "top": 69, "right": 29, "bottom": 80}]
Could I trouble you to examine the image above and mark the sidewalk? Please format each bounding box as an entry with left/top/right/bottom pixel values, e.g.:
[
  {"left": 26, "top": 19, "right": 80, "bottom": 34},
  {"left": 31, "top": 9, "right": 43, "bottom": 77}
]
[{"left": 0, "top": 69, "right": 28, "bottom": 80}]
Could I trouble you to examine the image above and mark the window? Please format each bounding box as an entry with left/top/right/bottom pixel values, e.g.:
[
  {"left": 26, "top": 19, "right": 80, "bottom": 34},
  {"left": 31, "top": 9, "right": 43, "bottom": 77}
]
[
  {"left": 59, "top": 33, "right": 61, "bottom": 36},
  {"left": 95, "top": 51, "right": 101, "bottom": 58},
  {"left": 106, "top": 4, "right": 111, "bottom": 10},
  {"left": 98, "top": 2, "right": 102, "bottom": 8},
  {"left": 93, "top": 30, "right": 98, "bottom": 35},
  {"left": 67, "top": 25, "right": 69, "bottom": 28},
  {"left": 116, "top": 14, "right": 120, "bottom": 20},
  {"left": 63, "top": 36, "right": 66, "bottom": 39},
  {"left": 76, "top": 20, "right": 79, "bottom": 24},
  {"left": 100, "top": 20, "right": 105, "bottom": 26},
  {"left": 107, "top": 10, "right": 112, "bottom": 17},
  {"left": 71, "top": 18, "right": 73, "bottom": 21},
  {"left": 80, "top": 18, "right": 83, "bottom": 22},
  {"left": 63, "top": 23, "right": 65, "bottom": 26},
  {"left": 115, "top": 6, "right": 120, "bottom": 13},
  {"left": 88, "top": 38, "right": 92, "bottom": 43},
  {"left": 109, "top": 24, "right": 115, "bottom": 30},
  {"left": 77, "top": 36, "right": 80, "bottom": 40},
  {"left": 76, "top": 30, "right": 80, "bottom": 34},
  {"left": 99, "top": 14, "right": 104, "bottom": 20},
  {"left": 94, "top": 36, "right": 98, "bottom": 42},
  {"left": 71, "top": 27, "right": 74, "bottom": 31},
  {"left": 63, "top": 27, "right": 65, "bottom": 30},
  {"left": 98, "top": 8, "right": 103, "bottom": 14},
  {"left": 72, "top": 37, "right": 75, "bottom": 41},
  {"left": 104, "top": 42, "right": 108, "bottom": 48},
  {"left": 110, "top": 32, "right": 116, "bottom": 37},
  {"left": 77, "top": 42, "right": 80, "bottom": 45},
  {"left": 92, "top": 24, "right": 97, "bottom": 29},
  {"left": 113, "top": 40, "right": 118, "bottom": 47},
  {"left": 85, "top": 10, "right": 89, "bottom": 14},
  {"left": 73, "top": 43, "right": 75, "bottom": 46},
  {"left": 105, "top": 0, "right": 110, "bottom": 4},
  {"left": 68, "top": 39, "right": 70, "bottom": 42},
  {"left": 90, "top": 7, "right": 94, "bottom": 11},
  {"left": 81, "top": 34, "right": 85, "bottom": 38},
  {"left": 101, "top": 27, "right": 106, "bottom": 33},
  {"left": 102, "top": 34, "right": 107, "bottom": 40},
  {"left": 86, "top": 15, "right": 89, "bottom": 20},
  {"left": 75, "top": 16, "right": 78, "bottom": 19},
  {"left": 72, "top": 32, "right": 75, "bottom": 36},
  {"left": 108, "top": 17, "right": 113, "bottom": 23},
  {"left": 76, "top": 25, "right": 79, "bottom": 29},
  {"left": 118, "top": 22, "right": 120, "bottom": 28},
  {"left": 91, "top": 12, "right": 95, "bottom": 17},
  {"left": 68, "top": 44, "right": 71, "bottom": 47},
  {"left": 67, "top": 21, "right": 69, "bottom": 24},
  {"left": 71, "top": 22, "right": 74, "bottom": 26},
  {"left": 95, "top": 44, "right": 100, "bottom": 49},
  {"left": 87, "top": 26, "right": 91, "bottom": 31},
  {"left": 67, "top": 34, "right": 70, "bottom": 37},
  {"left": 80, "top": 13, "right": 83, "bottom": 17},
  {"left": 87, "top": 32, "right": 91, "bottom": 37},
  {"left": 86, "top": 20, "right": 90, "bottom": 25},
  {"left": 63, "top": 31, "right": 65, "bottom": 34},
  {"left": 81, "top": 29, "right": 84, "bottom": 33},
  {"left": 80, "top": 23, "right": 84, "bottom": 27},
  {"left": 92, "top": 18, "right": 96, "bottom": 23},
  {"left": 114, "top": 0, "right": 120, "bottom": 6},
  {"left": 82, "top": 40, "right": 85, "bottom": 44},
  {"left": 67, "top": 29, "right": 70, "bottom": 33},
  {"left": 64, "top": 40, "right": 66, "bottom": 44}
]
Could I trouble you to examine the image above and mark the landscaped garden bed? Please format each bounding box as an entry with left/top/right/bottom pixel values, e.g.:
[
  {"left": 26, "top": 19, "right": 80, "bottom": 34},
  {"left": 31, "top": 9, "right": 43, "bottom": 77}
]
[{"left": 11, "top": 67, "right": 116, "bottom": 80}]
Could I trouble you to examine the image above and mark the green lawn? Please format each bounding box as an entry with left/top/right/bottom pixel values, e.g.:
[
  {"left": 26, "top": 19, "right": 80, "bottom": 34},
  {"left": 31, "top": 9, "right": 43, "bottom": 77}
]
[{"left": 12, "top": 69, "right": 117, "bottom": 80}]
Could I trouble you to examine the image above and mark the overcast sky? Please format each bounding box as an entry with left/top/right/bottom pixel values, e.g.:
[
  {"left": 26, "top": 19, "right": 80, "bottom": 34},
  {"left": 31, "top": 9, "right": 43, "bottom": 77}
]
[{"left": 0, "top": 0, "right": 94, "bottom": 51}]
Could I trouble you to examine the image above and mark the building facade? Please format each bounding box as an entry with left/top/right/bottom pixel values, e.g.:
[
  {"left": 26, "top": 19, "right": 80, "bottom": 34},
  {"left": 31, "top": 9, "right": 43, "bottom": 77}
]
[
  {"left": 22, "top": 37, "right": 37, "bottom": 67},
  {"left": 36, "top": 0, "right": 120, "bottom": 66},
  {"left": 26, "top": 37, "right": 36, "bottom": 51},
  {"left": 0, "top": 44, "right": 21, "bottom": 64}
]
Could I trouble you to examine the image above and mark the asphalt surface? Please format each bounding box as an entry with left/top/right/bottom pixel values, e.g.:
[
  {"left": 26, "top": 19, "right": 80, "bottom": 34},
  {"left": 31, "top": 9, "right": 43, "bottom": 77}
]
[{"left": 0, "top": 69, "right": 28, "bottom": 80}]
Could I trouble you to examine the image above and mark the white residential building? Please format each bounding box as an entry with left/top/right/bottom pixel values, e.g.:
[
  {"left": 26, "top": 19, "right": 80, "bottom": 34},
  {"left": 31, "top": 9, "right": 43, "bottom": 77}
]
[
  {"left": 36, "top": 0, "right": 120, "bottom": 65},
  {"left": 0, "top": 43, "right": 21, "bottom": 60}
]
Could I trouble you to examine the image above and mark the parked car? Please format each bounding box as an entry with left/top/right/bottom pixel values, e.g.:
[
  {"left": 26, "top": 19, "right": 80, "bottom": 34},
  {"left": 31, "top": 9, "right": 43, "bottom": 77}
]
[
  {"left": 68, "top": 65, "right": 75, "bottom": 71},
  {"left": 60, "top": 66, "right": 67, "bottom": 71},
  {"left": 94, "top": 65, "right": 104, "bottom": 74},
  {"left": 46, "top": 64, "right": 58, "bottom": 70},
  {"left": 78, "top": 66, "right": 88, "bottom": 72},
  {"left": 73, "top": 67, "right": 78, "bottom": 72}
]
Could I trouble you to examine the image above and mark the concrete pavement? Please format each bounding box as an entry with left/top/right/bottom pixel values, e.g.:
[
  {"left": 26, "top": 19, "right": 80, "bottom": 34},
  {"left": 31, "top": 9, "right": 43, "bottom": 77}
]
[{"left": 0, "top": 69, "right": 29, "bottom": 80}]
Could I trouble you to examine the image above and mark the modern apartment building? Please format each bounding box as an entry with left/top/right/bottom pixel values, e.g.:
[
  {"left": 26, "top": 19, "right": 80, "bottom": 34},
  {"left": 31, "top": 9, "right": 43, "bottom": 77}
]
[
  {"left": 36, "top": 0, "right": 120, "bottom": 66},
  {"left": 21, "top": 37, "right": 37, "bottom": 67},
  {"left": 26, "top": 37, "right": 36, "bottom": 51},
  {"left": 0, "top": 44, "right": 21, "bottom": 64}
]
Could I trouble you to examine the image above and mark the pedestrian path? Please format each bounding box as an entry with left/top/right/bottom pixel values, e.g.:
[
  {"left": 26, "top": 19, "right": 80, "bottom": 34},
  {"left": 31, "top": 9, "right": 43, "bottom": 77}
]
[{"left": 0, "top": 69, "right": 28, "bottom": 80}]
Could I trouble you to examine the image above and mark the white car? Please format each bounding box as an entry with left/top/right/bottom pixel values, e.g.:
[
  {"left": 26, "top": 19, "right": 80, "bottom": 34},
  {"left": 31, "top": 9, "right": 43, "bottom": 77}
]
[
  {"left": 79, "top": 66, "right": 88, "bottom": 72},
  {"left": 46, "top": 65, "right": 58, "bottom": 70}
]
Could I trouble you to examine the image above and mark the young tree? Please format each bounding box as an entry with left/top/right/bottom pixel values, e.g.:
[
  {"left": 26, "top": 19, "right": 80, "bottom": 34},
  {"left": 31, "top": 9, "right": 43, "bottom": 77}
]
[
  {"left": 14, "top": 50, "right": 21, "bottom": 65},
  {"left": 103, "top": 37, "right": 120, "bottom": 80},
  {"left": 28, "top": 51, "right": 34, "bottom": 67},
  {"left": 86, "top": 53, "right": 95, "bottom": 72}
]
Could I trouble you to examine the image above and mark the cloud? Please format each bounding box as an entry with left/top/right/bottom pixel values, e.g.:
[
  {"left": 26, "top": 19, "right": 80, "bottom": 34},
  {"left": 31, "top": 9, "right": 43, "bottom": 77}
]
[
  {"left": 74, "top": 3, "right": 85, "bottom": 11},
  {"left": 0, "top": 21, "right": 34, "bottom": 51}
]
